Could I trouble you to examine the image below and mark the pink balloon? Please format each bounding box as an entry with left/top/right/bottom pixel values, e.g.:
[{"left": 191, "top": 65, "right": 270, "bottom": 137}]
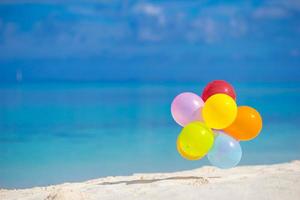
[{"left": 171, "top": 92, "right": 204, "bottom": 126}]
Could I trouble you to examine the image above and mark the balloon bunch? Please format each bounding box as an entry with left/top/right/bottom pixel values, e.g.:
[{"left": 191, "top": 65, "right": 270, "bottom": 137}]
[{"left": 171, "top": 80, "right": 263, "bottom": 169}]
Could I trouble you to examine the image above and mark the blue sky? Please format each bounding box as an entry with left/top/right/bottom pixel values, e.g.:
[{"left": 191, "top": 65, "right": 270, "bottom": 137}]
[{"left": 0, "top": 0, "right": 299, "bottom": 83}]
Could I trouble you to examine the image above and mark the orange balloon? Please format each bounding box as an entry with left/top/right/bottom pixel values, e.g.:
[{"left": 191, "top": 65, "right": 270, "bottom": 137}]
[{"left": 224, "top": 106, "right": 262, "bottom": 141}]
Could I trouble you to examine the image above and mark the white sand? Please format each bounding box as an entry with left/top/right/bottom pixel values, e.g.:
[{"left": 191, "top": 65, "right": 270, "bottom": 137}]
[{"left": 1, "top": 160, "right": 300, "bottom": 200}]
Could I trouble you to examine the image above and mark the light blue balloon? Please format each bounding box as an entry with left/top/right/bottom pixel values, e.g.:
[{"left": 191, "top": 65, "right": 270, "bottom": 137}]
[{"left": 208, "top": 131, "right": 242, "bottom": 169}]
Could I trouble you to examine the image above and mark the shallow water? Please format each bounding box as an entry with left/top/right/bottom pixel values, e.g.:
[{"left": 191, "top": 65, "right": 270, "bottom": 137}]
[{"left": 0, "top": 82, "right": 299, "bottom": 188}]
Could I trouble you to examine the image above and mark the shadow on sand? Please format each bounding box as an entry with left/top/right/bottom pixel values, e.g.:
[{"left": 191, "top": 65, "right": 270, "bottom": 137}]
[{"left": 99, "top": 176, "right": 220, "bottom": 185}]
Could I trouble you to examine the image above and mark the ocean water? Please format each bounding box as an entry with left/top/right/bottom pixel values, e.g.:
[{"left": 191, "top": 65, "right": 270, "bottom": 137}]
[{"left": 0, "top": 82, "right": 299, "bottom": 189}]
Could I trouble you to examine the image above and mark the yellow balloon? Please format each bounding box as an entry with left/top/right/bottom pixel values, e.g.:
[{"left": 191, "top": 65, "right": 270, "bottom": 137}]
[
  {"left": 202, "top": 94, "right": 237, "bottom": 129},
  {"left": 177, "top": 139, "right": 199, "bottom": 160},
  {"left": 177, "top": 122, "right": 214, "bottom": 160}
]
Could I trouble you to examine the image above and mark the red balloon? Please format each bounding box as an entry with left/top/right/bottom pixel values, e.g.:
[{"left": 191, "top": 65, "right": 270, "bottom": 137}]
[{"left": 201, "top": 80, "right": 236, "bottom": 102}]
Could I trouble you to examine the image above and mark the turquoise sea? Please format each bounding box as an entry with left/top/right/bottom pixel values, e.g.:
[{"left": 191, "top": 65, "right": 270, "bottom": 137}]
[{"left": 0, "top": 82, "right": 300, "bottom": 188}]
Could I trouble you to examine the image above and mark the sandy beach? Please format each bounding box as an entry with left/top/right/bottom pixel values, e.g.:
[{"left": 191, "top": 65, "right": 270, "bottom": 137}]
[{"left": 1, "top": 160, "right": 299, "bottom": 200}]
